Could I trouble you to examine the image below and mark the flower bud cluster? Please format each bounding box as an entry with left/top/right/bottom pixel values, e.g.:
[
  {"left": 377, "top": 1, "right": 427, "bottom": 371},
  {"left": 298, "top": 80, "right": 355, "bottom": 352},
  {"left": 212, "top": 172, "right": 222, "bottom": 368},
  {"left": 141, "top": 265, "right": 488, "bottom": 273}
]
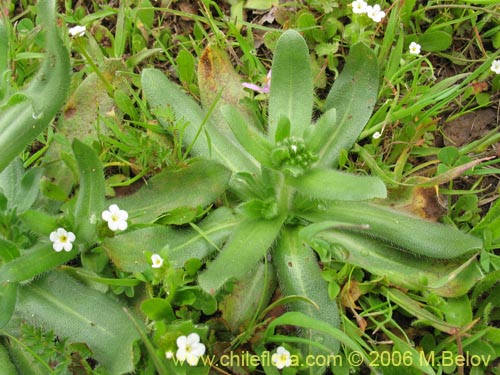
[{"left": 271, "top": 137, "right": 318, "bottom": 177}]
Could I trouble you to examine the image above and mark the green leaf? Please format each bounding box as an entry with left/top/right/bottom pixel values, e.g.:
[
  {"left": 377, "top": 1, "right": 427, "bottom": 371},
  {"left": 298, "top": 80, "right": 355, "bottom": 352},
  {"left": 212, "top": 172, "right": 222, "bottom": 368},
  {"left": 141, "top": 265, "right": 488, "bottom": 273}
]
[
  {"left": 103, "top": 207, "right": 238, "bottom": 272},
  {"left": 141, "top": 298, "right": 176, "bottom": 321},
  {"left": 272, "top": 227, "right": 340, "bottom": 362},
  {"left": 323, "top": 43, "right": 379, "bottom": 167},
  {"left": 439, "top": 295, "right": 472, "bottom": 327},
  {"left": 0, "top": 283, "right": 17, "bottom": 328},
  {"left": 220, "top": 262, "right": 277, "bottom": 333},
  {"left": 268, "top": 30, "right": 313, "bottom": 141},
  {"left": 72, "top": 139, "right": 105, "bottom": 243},
  {"left": 0, "top": 244, "right": 77, "bottom": 284},
  {"left": 263, "top": 311, "right": 367, "bottom": 365},
  {"left": 176, "top": 49, "right": 195, "bottom": 84},
  {"left": 221, "top": 104, "right": 273, "bottom": 166},
  {"left": 0, "top": 342, "right": 18, "bottom": 375},
  {"left": 304, "top": 201, "right": 482, "bottom": 259},
  {"left": 384, "top": 287, "right": 457, "bottom": 334},
  {"left": 0, "top": 158, "right": 41, "bottom": 213},
  {"left": 7, "top": 270, "right": 141, "bottom": 374},
  {"left": 314, "top": 230, "right": 482, "bottom": 297},
  {"left": 420, "top": 30, "right": 453, "bottom": 52},
  {"left": 288, "top": 168, "right": 387, "bottom": 201},
  {"left": 19, "top": 209, "right": 58, "bottom": 236},
  {"left": 111, "top": 159, "right": 230, "bottom": 223},
  {"left": 0, "top": 0, "right": 70, "bottom": 172},
  {"left": 304, "top": 108, "right": 336, "bottom": 155},
  {"left": 198, "top": 215, "right": 285, "bottom": 294},
  {"left": 142, "top": 69, "right": 258, "bottom": 173}
]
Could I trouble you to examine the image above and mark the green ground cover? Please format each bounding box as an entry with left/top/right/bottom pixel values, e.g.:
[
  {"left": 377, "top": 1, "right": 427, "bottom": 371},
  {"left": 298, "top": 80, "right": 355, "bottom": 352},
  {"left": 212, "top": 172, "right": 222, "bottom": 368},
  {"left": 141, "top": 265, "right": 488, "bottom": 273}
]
[{"left": 0, "top": 1, "right": 499, "bottom": 374}]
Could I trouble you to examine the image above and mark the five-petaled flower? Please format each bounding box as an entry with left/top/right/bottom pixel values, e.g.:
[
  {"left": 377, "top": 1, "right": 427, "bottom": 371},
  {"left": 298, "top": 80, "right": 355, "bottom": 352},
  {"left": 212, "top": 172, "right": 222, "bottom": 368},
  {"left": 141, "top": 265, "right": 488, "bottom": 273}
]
[
  {"left": 68, "top": 25, "right": 86, "bottom": 37},
  {"left": 366, "top": 4, "right": 385, "bottom": 22},
  {"left": 50, "top": 228, "right": 76, "bottom": 252},
  {"left": 176, "top": 333, "right": 206, "bottom": 366},
  {"left": 242, "top": 70, "right": 271, "bottom": 94},
  {"left": 272, "top": 346, "right": 292, "bottom": 369},
  {"left": 151, "top": 254, "right": 164, "bottom": 268},
  {"left": 491, "top": 60, "right": 500, "bottom": 75},
  {"left": 351, "top": 0, "right": 368, "bottom": 14},
  {"left": 102, "top": 204, "right": 128, "bottom": 231},
  {"left": 409, "top": 42, "right": 422, "bottom": 55}
]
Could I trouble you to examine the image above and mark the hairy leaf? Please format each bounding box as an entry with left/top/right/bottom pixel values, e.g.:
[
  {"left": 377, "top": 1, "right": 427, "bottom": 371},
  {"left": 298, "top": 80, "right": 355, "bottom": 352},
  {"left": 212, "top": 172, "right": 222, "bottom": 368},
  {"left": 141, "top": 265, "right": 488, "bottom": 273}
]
[
  {"left": 322, "top": 43, "right": 379, "bottom": 167},
  {"left": 7, "top": 270, "right": 140, "bottom": 374},
  {"left": 268, "top": 30, "right": 313, "bottom": 141},
  {"left": 198, "top": 215, "right": 285, "bottom": 294},
  {"left": 110, "top": 159, "right": 230, "bottom": 223},
  {"left": 0, "top": 0, "right": 70, "bottom": 172},
  {"left": 288, "top": 168, "right": 387, "bottom": 201}
]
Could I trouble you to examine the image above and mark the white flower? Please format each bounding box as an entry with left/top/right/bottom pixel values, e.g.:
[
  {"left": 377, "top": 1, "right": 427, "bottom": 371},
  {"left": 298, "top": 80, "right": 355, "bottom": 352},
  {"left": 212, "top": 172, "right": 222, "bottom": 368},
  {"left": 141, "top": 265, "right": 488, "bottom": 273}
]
[
  {"left": 272, "top": 346, "right": 292, "bottom": 369},
  {"left": 409, "top": 42, "right": 421, "bottom": 55},
  {"left": 102, "top": 204, "right": 128, "bottom": 231},
  {"left": 491, "top": 60, "right": 500, "bottom": 75},
  {"left": 366, "top": 4, "right": 385, "bottom": 22},
  {"left": 151, "top": 254, "right": 164, "bottom": 268},
  {"left": 351, "top": 0, "right": 368, "bottom": 14},
  {"left": 68, "top": 25, "right": 86, "bottom": 37},
  {"left": 49, "top": 228, "right": 76, "bottom": 252},
  {"left": 165, "top": 351, "right": 174, "bottom": 359},
  {"left": 373, "top": 131, "right": 382, "bottom": 139},
  {"left": 176, "top": 333, "right": 206, "bottom": 366}
]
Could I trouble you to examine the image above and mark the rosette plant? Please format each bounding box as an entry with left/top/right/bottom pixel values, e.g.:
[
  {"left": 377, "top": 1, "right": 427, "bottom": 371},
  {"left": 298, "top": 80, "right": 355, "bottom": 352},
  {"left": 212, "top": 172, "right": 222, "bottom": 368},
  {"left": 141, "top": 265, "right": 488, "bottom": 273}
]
[{"left": 141, "top": 30, "right": 483, "bottom": 370}]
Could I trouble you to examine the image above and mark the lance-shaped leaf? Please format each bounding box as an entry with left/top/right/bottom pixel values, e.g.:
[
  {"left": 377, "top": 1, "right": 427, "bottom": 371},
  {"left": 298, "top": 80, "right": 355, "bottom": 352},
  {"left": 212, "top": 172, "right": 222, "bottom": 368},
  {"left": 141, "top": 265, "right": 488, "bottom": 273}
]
[
  {"left": 273, "top": 227, "right": 340, "bottom": 369},
  {"left": 141, "top": 69, "right": 258, "bottom": 174},
  {"left": 304, "top": 107, "right": 336, "bottom": 156},
  {"left": 302, "top": 201, "right": 482, "bottom": 259},
  {"left": 220, "top": 262, "right": 277, "bottom": 333},
  {"left": 73, "top": 139, "right": 105, "bottom": 243},
  {"left": 0, "top": 0, "right": 70, "bottom": 172},
  {"left": 288, "top": 168, "right": 387, "bottom": 201},
  {"left": 268, "top": 30, "right": 313, "bottom": 141},
  {"left": 311, "top": 229, "right": 482, "bottom": 297},
  {"left": 6, "top": 270, "right": 140, "bottom": 374},
  {"left": 198, "top": 215, "right": 285, "bottom": 294},
  {"left": 321, "top": 43, "right": 379, "bottom": 167},
  {"left": 0, "top": 243, "right": 76, "bottom": 284},
  {"left": 221, "top": 104, "right": 273, "bottom": 166},
  {"left": 102, "top": 207, "right": 238, "bottom": 272},
  {"left": 0, "top": 158, "right": 41, "bottom": 213},
  {"left": 109, "top": 159, "right": 230, "bottom": 223}
]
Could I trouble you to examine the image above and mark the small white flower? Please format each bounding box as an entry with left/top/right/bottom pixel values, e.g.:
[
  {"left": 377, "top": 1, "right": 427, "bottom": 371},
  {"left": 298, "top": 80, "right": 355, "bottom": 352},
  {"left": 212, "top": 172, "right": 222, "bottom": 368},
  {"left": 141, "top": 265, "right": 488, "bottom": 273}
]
[
  {"left": 68, "top": 25, "right": 86, "bottom": 37},
  {"left": 165, "top": 351, "right": 174, "bottom": 359},
  {"left": 102, "top": 204, "right": 128, "bottom": 231},
  {"left": 176, "top": 333, "right": 206, "bottom": 366},
  {"left": 366, "top": 4, "right": 385, "bottom": 22},
  {"left": 351, "top": 0, "right": 368, "bottom": 14},
  {"left": 409, "top": 42, "right": 422, "bottom": 55},
  {"left": 49, "top": 228, "right": 76, "bottom": 252},
  {"left": 272, "top": 346, "right": 292, "bottom": 369},
  {"left": 151, "top": 254, "right": 164, "bottom": 269},
  {"left": 373, "top": 131, "right": 382, "bottom": 139},
  {"left": 491, "top": 60, "right": 500, "bottom": 75}
]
